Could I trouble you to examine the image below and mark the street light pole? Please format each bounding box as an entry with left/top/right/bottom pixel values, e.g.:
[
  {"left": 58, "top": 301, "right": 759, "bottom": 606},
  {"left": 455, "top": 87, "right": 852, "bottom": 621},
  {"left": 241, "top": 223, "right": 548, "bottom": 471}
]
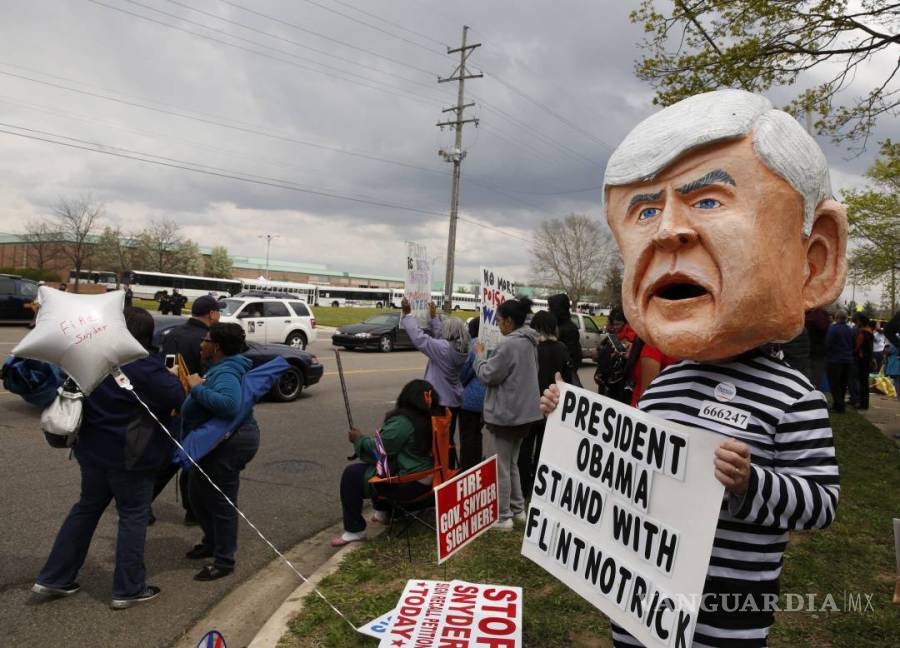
[{"left": 258, "top": 234, "right": 279, "bottom": 279}]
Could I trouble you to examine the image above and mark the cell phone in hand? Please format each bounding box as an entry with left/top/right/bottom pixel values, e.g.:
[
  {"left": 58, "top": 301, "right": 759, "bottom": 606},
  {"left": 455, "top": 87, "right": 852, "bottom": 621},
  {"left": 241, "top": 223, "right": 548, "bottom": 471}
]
[
  {"left": 165, "top": 354, "right": 177, "bottom": 369},
  {"left": 604, "top": 332, "right": 625, "bottom": 353}
]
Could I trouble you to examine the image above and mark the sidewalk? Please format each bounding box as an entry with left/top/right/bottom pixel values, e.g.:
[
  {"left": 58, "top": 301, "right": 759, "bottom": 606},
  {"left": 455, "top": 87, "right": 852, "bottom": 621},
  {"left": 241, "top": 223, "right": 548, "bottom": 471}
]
[{"left": 858, "top": 392, "right": 900, "bottom": 443}]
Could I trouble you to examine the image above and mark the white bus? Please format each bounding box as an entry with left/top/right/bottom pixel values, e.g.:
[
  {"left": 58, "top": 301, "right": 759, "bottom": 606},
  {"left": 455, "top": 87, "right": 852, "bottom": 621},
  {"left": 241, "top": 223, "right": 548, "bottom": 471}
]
[
  {"left": 317, "top": 286, "right": 393, "bottom": 308},
  {"left": 121, "top": 270, "right": 242, "bottom": 300},
  {"left": 431, "top": 292, "right": 480, "bottom": 311},
  {"left": 68, "top": 269, "right": 118, "bottom": 290},
  {"left": 239, "top": 278, "right": 318, "bottom": 304}
]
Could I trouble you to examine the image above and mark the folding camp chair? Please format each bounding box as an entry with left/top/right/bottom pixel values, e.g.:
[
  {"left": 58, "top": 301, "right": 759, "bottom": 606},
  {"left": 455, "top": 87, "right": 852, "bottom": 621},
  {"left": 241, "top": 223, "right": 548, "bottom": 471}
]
[{"left": 368, "top": 406, "right": 458, "bottom": 560}]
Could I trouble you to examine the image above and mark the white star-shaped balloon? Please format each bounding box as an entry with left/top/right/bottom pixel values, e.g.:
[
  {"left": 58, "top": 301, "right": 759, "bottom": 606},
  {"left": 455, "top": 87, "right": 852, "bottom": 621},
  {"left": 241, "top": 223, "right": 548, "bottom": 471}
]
[{"left": 12, "top": 287, "right": 147, "bottom": 394}]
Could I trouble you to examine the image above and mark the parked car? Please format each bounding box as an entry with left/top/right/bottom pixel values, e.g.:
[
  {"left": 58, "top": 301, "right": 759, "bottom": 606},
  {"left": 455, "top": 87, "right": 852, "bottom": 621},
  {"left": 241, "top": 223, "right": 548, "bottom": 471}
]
[
  {"left": 572, "top": 312, "right": 604, "bottom": 360},
  {"left": 152, "top": 316, "right": 323, "bottom": 402},
  {"left": 332, "top": 312, "right": 414, "bottom": 352},
  {"left": 0, "top": 274, "right": 38, "bottom": 324},
  {"left": 219, "top": 297, "right": 317, "bottom": 350}
]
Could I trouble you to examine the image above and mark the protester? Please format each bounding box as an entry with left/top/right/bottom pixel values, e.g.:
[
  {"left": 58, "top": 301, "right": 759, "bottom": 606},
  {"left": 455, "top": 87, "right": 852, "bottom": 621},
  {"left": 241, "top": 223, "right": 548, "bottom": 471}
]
[
  {"left": 123, "top": 284, "right": 134, "bottom": 308},
  {"left": 32, "top": 307, "right": 184, "bottom": 609},
  {"left": 886, "top": 341, "right": 900, "bottom": 394},
  {"left": 806, "top": 307, "right": 830, "bottom": 390},
  {"left": 825, "top": 310, "right": 855, "bottom": 413},
  {"left": 872, "top": 321, "right": 886, "bottom": 372},
  {"left": 331, "top": 379, "right": 437, "bottom": 547},
  {"left": 593, "top": 307, "right": 632, "bottom": 401},
  {"left": 458, "top": 317, "right": 486, "bottom": 471},
  {"left": 518, "top": 310, "right": 572, "bottom": 499},
  {"left": 399, "top": 298, "right": 468, "bottom": 444},
  {"left": 474, "top": 297, "right": 541, "bottom": 530},
  {"left": 154, "top": 294, "right": 225, "bottom": 525},
  {"left": 170, "top": 289, "right": 187, "bottom": 316},
  {"left": 182, "top": 323, "right": 258, "bottom": 581},
  {"left": 780, "top": 327, "right": 812, "bottom": 383},
  {"left": 885, "top": 310, "right": 900, "bottom": 349},
  {"left": 629, "top": 339, "right": 676, "bottom": 406},
  {"left": 852, "top": 313, "right": 874, "bottom": 410},
  {"left": 547, "top": 294, "right": 582, "bottom": 375}
]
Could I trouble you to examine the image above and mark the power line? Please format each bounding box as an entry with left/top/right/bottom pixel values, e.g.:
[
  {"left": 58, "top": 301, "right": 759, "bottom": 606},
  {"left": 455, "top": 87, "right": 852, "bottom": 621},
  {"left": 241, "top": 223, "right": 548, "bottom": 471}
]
[
  {"left": 0, "top": 122, "right": 449, "bottom": 216},
  {"left": 0, "top": 122, "right": 536, "bottom": 245},
  {"left": 325, "top": 0, "right": 449, "bottom": 49},
  {"left": 85, "top": 0, "right": 449, "bottom": 108},
  {"left": 292, "top": 0, "right": 448, "bottom": 57},
  {"left": 0, "top": 66, "right": 449, "bottom": 177},
  {"left": 160, "top": 0, "right": 441, "bottom": 82}
]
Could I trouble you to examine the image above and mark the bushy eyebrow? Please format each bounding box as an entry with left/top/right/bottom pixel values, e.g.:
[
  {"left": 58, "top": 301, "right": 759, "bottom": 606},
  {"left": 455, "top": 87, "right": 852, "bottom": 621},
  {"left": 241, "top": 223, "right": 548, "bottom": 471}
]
[
  {"left": 627, "top": 190, "right": 663, "bottom": 210},
  {"left": 676, "top": 169, "right": 736, "bottom": 194}
]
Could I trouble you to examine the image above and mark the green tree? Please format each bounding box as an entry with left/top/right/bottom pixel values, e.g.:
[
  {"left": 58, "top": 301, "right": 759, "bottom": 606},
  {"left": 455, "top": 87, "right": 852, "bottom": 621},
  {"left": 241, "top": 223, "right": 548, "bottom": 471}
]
[
  {"left": 177, "top": 240, "right": 204, "bottom": 276},
  {"left": 630, "top": 1, "right": 900, "bottom": 148},
  {"left": 843, "top": 139, "right": 900, "bottom": 312},
  {"left": 93, "top": 226, "right": 137, "bottom": 284},
  {"left": 204, "top": 245, "right": 234, "bottom": 278},
  {"left": 135, "top": 218, "right": 183, "bottom": 272}
]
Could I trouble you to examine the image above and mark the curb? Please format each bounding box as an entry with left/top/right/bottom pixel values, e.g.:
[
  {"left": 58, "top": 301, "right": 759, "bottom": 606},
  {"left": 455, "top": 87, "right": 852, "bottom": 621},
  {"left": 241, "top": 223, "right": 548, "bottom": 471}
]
[{"left": 249, "top": 517, "right": 386, "bottom": 648}]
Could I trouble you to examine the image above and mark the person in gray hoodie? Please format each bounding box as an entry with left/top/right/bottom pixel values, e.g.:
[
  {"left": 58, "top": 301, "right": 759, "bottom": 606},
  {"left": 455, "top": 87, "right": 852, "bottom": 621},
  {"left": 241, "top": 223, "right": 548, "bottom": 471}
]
[{"left": 474, "top": 297, "right": 542, "bottom": 529}]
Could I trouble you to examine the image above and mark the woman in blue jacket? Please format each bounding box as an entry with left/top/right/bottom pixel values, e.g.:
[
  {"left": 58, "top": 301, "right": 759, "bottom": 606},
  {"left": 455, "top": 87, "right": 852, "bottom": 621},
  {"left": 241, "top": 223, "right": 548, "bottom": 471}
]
[{"left": 182, "top": 323, "right": 258, "bottom": 581}]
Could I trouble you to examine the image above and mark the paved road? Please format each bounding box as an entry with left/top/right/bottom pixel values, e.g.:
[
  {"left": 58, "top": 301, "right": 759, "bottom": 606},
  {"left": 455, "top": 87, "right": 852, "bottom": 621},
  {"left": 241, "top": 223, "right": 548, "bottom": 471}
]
[{"left": 0, "top": 324, "right": 596, "bottom": 646}]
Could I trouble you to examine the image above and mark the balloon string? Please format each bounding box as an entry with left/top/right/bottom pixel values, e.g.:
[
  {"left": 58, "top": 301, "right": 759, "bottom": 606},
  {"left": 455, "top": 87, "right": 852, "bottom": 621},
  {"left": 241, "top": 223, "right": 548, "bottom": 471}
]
[{"left": 126, "top": 389, "right": 357, "bottom": 632}]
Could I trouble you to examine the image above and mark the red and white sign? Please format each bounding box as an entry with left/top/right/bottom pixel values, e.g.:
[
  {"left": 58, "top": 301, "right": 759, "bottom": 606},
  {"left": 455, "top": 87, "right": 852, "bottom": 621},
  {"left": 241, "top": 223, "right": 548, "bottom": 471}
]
[
  {"left": 378, "top": 579, "right": 523, "bottom": 648},
  {"left": 434, "top": 456, "right": 499, "bottom": 563}
]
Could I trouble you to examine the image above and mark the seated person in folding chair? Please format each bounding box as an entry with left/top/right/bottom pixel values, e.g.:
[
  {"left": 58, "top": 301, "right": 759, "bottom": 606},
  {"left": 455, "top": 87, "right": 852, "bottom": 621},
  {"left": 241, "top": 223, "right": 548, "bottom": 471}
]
[{"left": 332, "top": 379, "right": 438, "bottom": 547}]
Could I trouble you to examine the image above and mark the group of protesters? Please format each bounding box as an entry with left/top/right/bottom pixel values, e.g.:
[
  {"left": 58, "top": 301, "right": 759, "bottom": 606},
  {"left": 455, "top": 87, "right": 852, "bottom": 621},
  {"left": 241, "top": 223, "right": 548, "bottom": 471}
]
[{"left": 31, "top": 296, "right": 259, "bottom": 608}]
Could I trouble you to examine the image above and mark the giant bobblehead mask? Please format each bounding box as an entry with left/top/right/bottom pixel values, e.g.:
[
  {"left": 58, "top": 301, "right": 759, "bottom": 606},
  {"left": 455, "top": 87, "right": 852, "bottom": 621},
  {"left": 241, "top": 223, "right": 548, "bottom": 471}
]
[{"left": 603, "top": 90, "right": 848, "bottom": 362}]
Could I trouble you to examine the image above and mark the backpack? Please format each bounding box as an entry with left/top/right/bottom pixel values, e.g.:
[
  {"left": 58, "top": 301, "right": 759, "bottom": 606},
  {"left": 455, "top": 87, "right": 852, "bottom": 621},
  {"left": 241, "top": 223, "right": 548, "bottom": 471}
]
[{"left": 40, "top": 378, "right": 84, "bottom": 448}]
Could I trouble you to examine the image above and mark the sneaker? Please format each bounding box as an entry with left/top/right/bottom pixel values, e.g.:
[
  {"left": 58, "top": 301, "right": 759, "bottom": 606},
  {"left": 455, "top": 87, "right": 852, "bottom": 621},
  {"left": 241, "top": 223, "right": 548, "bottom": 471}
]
[
  {"left": 492, "top": 518, "right": 514, "bottom": 531},
  {"left": 330, "top": 530, "right": 367, "bottom": 547},
  {"left": 31, "top": 582, "right": 80, "bottom": 598},
  {"left": 193, "top": 564, "right": 233, "bottom": 582},
  {"left": 110, "top": 585, "right": 161, "bottom": 610},
  {"left": 513, "top": 511, "right": 528, "bottom": 524}
]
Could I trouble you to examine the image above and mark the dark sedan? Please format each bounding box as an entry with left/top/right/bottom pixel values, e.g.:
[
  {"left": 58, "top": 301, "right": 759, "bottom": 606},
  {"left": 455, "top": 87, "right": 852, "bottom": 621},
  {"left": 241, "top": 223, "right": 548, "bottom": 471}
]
[
  {"left": 152, "top": 316, "right": 323, "bottom": 402},
  {"left": 331, "top": 312, "right": 414, "bottom": 352}
]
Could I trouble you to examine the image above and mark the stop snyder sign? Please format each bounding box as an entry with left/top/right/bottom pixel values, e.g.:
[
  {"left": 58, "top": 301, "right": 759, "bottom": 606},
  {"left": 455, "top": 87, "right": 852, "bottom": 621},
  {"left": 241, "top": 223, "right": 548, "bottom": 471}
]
[{"left": 434, "top": 456, "right": 499, "bottom": 563}]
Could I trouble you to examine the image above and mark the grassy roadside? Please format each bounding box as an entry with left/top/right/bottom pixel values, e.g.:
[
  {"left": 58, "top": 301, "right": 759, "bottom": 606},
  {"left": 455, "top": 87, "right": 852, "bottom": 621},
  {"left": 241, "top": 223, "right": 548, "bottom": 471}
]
[{"left": 279, "top": 411, "right": 900, "bottom": 647}]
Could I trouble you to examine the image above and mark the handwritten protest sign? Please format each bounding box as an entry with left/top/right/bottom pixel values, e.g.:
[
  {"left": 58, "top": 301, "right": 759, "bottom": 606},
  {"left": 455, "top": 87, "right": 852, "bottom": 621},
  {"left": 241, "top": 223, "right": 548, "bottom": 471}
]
[
  {"left": 379, "top": 579, "right": 523, "bottom": 648},
  {"left": 521, "top": 383, "right": 724, "bottom": 648},
  {"left": 434, "top": 456, "right": 499, "bottom": 563},
  {"left": 479, "top": 266, "right": 516, "bottom": 355},
  {"left": 405, "top": 242, "right": 431, "bottom": 324}
]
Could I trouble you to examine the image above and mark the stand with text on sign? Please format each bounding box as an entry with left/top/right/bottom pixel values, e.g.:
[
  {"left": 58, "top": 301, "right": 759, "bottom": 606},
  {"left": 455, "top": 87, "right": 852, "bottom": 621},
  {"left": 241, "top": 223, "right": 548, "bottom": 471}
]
[
  {"left": 405, "top": 242, "right": 431, "bottom": 325},
  {"left": 520, "top": 383, "right": 725, "bottom": 648},
  {"left": 479, "top": 266, "right": 516, "bottom": 356},
  {"left": 434, "top": 456, "right": 499, "bottom": 563},
  {"left": 378, "top": 579, "right": 522, "bottom": 648}
]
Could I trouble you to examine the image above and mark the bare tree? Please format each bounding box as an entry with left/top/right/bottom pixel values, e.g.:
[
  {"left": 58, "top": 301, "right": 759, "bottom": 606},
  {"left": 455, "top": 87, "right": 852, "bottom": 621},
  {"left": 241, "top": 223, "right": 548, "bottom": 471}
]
[
  {"left": 531, "top": 214, "right": 614, "bottom": 305},
  {"left": 20, "top": 219, "right": 59, "bottom": 273},
  {"left": 53, "top": 196, "right": 103, "bottom": 291},
  {"left": 135, "top": 218, "right": 183, "bottom": 272}
]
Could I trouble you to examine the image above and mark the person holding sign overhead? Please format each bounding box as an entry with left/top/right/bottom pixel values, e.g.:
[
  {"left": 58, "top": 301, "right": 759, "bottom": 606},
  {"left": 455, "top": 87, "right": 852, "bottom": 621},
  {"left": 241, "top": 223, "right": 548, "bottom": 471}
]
[
  {"left": 541, "top": 89, "right": 846, "bottom": 647},
  {"left": 474, "top": 297, "right": 542, "bottom": 530}
]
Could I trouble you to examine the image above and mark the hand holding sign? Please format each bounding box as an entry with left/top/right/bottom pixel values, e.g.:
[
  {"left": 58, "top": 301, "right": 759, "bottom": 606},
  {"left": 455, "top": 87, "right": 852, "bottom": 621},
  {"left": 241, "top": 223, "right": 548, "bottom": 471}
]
[
  {"left": 400, "top": 297, "right": 411, "bottom": 315},
  {"left": 12, "top": 287, "right": 146, "bottom": 394},
  {"left": 539, "top": 371, "right": 563, "bottom": 416}
]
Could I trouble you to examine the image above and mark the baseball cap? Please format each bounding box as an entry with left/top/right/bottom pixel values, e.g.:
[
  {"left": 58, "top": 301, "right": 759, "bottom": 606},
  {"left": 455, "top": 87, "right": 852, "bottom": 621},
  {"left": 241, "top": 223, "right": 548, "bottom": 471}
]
[{"left": 192, "top": 295, "right": 227, "bottom": 316}]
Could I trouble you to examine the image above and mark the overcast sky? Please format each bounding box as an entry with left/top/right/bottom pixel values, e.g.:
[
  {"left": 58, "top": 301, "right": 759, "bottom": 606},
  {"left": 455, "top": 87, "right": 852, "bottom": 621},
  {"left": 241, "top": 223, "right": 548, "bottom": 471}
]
[{"left": 0, "top": 0, "right": 895, "bottom": 303}]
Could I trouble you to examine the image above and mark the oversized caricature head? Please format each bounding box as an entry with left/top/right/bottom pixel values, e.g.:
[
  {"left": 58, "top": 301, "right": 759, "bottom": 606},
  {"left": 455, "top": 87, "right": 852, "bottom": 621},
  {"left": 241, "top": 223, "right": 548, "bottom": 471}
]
[{"left": 603, "top": 90, "right": 848, "bottom": 362}]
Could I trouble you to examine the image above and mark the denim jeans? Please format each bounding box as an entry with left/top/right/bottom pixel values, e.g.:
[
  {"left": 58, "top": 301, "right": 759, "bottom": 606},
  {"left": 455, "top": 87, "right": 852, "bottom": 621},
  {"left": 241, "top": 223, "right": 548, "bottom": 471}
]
[
  {"left": 188, "top": 422, "right": 259, "bottom": 570},
  {"left": 36, "top": 453, "right": 155, "bottom": 598}
]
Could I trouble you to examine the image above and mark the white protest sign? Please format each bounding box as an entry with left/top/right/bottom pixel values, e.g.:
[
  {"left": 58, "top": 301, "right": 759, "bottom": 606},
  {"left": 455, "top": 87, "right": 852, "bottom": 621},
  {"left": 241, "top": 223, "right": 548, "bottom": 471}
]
[
  {"left": 479, "top": 266, "right": 516, "bottom": 355},
  {"left": 520, "top": 383, "right": 725, "bottom": 648},
  {"left": 358, "top": 608, "right": 396, "bottom": 639},
  {"left": 405, "top": 242, "right": 431, "bottom": 324},
  {"left": 379, "top": 579, "right": 523, "bottom": 648}
]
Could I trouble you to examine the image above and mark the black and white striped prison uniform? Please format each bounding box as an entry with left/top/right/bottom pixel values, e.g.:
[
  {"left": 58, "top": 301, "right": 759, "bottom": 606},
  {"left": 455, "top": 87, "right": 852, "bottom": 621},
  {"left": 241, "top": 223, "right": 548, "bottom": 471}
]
[{"left": 610, "top": 349, "right": 840, "bottom": 648}]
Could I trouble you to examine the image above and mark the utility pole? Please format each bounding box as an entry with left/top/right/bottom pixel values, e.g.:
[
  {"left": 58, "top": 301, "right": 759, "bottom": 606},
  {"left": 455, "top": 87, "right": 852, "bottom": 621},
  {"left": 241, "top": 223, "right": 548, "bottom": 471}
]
[
  {"left": 258, "top": 233, "right": 279, "bottom": 279},
  {"left": 437, "top": 25, "right": 481, "bottom": 311}
]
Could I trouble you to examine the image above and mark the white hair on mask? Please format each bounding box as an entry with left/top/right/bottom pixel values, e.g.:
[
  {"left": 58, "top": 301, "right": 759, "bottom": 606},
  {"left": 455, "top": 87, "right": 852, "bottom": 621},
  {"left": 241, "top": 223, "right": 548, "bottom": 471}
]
[{"left": 603, "top": 89, "right": 831, "bottom": 235}]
